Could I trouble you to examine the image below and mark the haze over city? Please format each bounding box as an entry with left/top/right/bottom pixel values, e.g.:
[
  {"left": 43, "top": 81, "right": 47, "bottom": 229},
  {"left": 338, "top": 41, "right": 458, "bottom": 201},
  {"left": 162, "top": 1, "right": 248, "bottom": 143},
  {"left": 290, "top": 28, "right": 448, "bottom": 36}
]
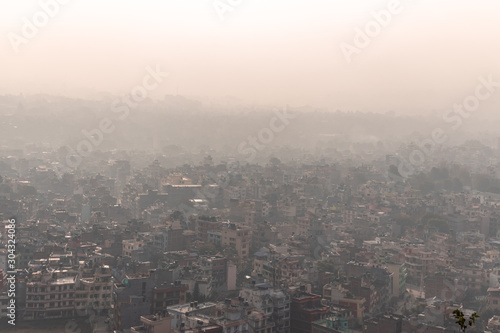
[
  {"left": 2, "top": 1, "right": 500, "bottom": 333},
  {"left": 1, "top": 0, "right": 500, "bottom": 114}
]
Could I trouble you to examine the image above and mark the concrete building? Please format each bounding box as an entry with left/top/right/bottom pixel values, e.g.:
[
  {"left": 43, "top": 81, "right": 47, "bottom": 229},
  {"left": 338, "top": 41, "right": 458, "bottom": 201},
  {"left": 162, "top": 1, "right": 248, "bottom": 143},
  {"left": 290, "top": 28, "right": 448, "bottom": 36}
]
[
  {"left": 364, "top": 314, "right": 403, "bottom": 333},
  {"left": 386, "top": 262, "right": 407, "bottom": 298},
  {"left": 312, "top": 313, "right": 352, "bottom": 333},
  {"left": 152, "top": 281, "right": 188, "bottom": 314},
  {"left": 74, "top": 264, "right": 113, "bottom": 315},
  {"left": 25, "top": 273, "right": 76, "bottom": 320},
  {"left": 404, "top": 248, "right": 435, "bottom": 286},
  {"left": 195, "top": 216, "right": 222, "bottom": 242},
  {"left": 239, "top": 282, "right": 291, "bottom": 333},
  {"left": 290, "top": 291, "right": 329, "bottom": 333},
  {"left": 323, "top": 283, "right": 364, "bottom": 325},
  {"left": 123, "top": 239, "right": 144, "bottom": 258},
  {"left": 131, "top": 312, "right": 173, "bottom": 333},
  {"left": 0, "top": 292, "right": 9, "bottom": 319},
  {"left": 153, "top": 226, "right": 185, "bottom": 252},
  {"left": 200, "top": 256, "right": 229, "bottom": 292},
  {"left": 488, "top": 286, "right": 500, "bottom": 311},
  {"left": 227, "top": 262, "right": 237, "bottom": 291},
  {"left": 222, "top": 223, "right": 252, "bottom": 259},
  {"left": 167, "top": 302, "right": 217, "bottom": 330},
  {"left": 113, "top": 271, "right": 156, "bottom": 331}
]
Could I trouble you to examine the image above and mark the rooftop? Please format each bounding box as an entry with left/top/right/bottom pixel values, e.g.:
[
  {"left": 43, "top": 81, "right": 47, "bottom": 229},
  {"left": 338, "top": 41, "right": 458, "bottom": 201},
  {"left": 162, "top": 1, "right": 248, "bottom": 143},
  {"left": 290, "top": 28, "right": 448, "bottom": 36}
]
[{"left": 168, "top": 302, "right": 217, "bottom": 314}]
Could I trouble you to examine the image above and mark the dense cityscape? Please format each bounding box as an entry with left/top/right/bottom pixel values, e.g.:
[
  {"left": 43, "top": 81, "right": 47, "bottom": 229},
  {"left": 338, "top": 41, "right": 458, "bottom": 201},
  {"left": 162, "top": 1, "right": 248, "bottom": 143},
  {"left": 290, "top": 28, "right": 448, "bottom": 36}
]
[
  {"left": 0, "top": 95, "right": 500, "bottom": 332},
  {"left": 2, "top": 1, "right": 500, "bottom": 332}
]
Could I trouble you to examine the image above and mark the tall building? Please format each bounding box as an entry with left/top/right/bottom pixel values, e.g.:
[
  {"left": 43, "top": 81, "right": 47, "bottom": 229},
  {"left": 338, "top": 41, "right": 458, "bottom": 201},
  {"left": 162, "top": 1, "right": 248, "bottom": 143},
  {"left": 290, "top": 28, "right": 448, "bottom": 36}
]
[
  {"left": 25, "top": 272, "right": 76, "bottom": 320},
  {"left": 195, "top": 216, "right": 222, "bottom": 242},
  {"left": 74, "top": 264, "right": 113, "bottom": 315},
  {"left": 222, "top": 223, "right": 252, "bottom": 259},
  {"left": 386, "top": 262, "right": 407, "bottom": 298},
  {"left": 290, "top": 291, "right": 330, "bottom": 333},
  {"left": 113, "top": 271, "right": 156, "bottom": 331},
  {"left": 323, "top": 283, "right": 365, "bottom": 325},
  {"left": 152, "top": 281, "right": 188, "bottom": 314},
  {"left": 239, "top": 282, "right": 291, "bottom": 333}
]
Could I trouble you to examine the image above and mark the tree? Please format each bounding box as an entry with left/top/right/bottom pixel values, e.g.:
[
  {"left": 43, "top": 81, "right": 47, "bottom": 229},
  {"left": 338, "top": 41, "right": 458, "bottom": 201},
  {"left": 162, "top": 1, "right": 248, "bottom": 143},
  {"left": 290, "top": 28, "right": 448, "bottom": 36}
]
[
  {"left": 453, "top": 309, "right": 479, "bottom": 332},
  {"left": 420, "top": 213, "right": 449, "bottom": 233},
  {"left": 388, "top": 165, "right": 401, "bottom": 177},
  {"left": 269, "top": 157, "right": 281, "bottom": 166},
  {"left": 192, "top": 282, "right": 206, "bottom": 302},
  {"left": 426, "top": 217, "right": 449, "bottom": 233},
  {"left": 193, "top": 282, "right": 200, "bottom": 301},
  {"left": 395, "top": 215, "right": 416, "bottom": 227},
  {"left": 316, "top": 259, "right": 337, "bottom": 274}
]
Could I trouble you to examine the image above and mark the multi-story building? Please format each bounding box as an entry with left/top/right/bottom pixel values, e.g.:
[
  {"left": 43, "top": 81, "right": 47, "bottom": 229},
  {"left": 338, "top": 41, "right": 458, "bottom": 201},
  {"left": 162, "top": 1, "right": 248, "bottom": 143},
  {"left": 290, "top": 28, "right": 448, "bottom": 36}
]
[
  {"left": 222, "top": 223, "right": 252, "bottom": 259},
  {"left": 458, "top": 266, "right": 486, "bottom": 292},
  {"left": 167, "top": 302, "right": 217, "bottom": 330},
  {"left": 386, "top": 262, "right": 407, "bottom": 298},
  {"left": 271, "top": 289, "right": 291, "bottom": 333},
  {"left": 74, "top": 264, "right": 113, "bottom": 316},
  {"left": 364, "top": 314, "right": 403, "bottom": 333},
  {"left": 123, "top": 239, "right": 144, "bottom": 258},
  {"left": 195, "top": 216, "right": 222, "bottom": 242},
  {"left": 208, "top": 230, "right": 222, "bottom": 246},
  {"left": 25, "top": 273, "right": 76, "bottom": 320},
  {"left": 343, "top": 262, "right": 392, "bottom": 314},
  {"left": 0, "top": 292, "right": 9, "bottom": 319},
  {"left": 323, "top": 283, "right": 364, "bottom": 325},
  {"left": 113, "top": 271, "right": 156, "bottom": 331},
  {"left": 239, "top": 282, "right": 291, "bottom": 333},
  {"left": 488, "top": 286, "right": 500, "bottom": 311},
  {"left": 24, "top": 263, "right": 114, "bottom": 321},
  {"left": 131, "top": 312, "right": 173, "bottom": 333},
  {"left": 312, "top": 313, "right": 352, "bottom": 333},
  {"left": 152, "top": 281, "right": 188, "bottom": 314},
  {"left": 404, "top": 248, "right": 435, "bottom": 285},
  {"left": 290, "top": 291, "right": 329, "bottom": 333},
  {"left": 212, "top": 299, "right": 250, "bottom": 333},
  {"left": 153, "top": 226, "right": 185, "bottom": 252},
  {"left": 199, "top": 256, "right": 229, "bottom": 292},
  {"left": 262, "top": 257, "right": 302, "bottom": 288},
  {"left": 424, "top": 271, "right": 465, "bottom": 302}
]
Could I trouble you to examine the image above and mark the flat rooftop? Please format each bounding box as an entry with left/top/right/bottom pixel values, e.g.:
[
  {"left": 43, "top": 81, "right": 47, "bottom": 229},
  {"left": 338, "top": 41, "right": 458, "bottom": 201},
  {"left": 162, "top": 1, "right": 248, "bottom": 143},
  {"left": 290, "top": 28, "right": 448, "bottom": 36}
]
[{"left": 167, "top": 302, "right": 216, "bottom": 314}]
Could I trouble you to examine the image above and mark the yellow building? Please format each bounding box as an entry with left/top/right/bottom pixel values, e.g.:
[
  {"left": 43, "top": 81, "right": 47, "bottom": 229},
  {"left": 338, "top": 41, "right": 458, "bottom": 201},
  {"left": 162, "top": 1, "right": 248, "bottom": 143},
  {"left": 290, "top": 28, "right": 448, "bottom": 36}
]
[{"left": 222, "top": 223, "right": 252, "bottom": 258}]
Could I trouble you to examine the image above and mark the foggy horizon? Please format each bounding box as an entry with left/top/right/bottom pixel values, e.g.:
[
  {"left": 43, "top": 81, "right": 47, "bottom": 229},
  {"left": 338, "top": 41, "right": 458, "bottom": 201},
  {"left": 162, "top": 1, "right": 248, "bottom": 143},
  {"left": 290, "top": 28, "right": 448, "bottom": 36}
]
[{"left": 1, "top": 0, "right": 500, "bottom": 115}]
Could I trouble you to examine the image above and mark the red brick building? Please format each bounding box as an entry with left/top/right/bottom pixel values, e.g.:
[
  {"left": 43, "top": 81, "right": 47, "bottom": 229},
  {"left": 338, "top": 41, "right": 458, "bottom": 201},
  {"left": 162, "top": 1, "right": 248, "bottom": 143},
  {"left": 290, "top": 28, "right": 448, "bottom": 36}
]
[{"left": 291, "top": 292, "right": 330, "bottom": 333}]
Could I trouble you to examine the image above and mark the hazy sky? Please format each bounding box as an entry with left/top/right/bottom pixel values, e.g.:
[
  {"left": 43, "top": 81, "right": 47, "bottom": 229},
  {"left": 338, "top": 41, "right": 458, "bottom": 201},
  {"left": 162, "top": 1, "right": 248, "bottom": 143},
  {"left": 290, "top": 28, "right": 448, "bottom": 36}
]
[{"left": 1, "top": 0, "right": 500, "bottom": 114}]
